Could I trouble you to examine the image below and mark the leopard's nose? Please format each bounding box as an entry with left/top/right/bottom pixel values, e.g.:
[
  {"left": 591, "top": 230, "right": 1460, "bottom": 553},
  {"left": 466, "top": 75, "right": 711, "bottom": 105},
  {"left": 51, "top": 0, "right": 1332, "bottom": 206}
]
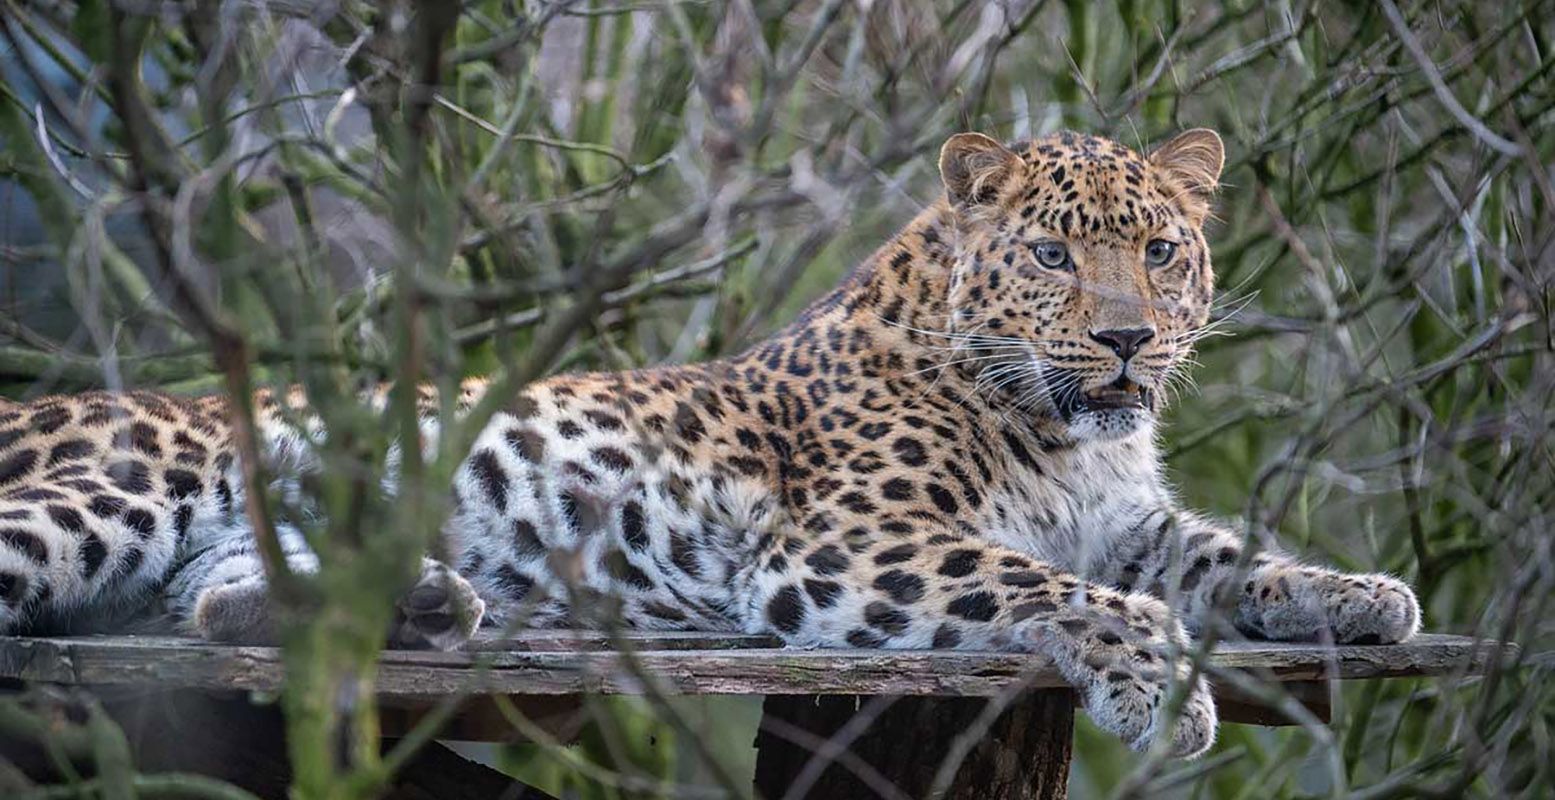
[{"left": 1088, "top": 327, "right": 1156, "bottom": 362}]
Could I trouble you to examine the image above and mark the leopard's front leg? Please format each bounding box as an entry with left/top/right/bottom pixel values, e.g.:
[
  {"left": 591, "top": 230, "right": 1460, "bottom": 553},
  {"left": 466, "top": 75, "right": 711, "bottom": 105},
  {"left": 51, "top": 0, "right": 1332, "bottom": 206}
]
[
  {"left": 1097, "top": 510, "right": 1421, "bottom": 645},
  {"left": 753, "top": 529, "right": 1217, "bottom": 758}
]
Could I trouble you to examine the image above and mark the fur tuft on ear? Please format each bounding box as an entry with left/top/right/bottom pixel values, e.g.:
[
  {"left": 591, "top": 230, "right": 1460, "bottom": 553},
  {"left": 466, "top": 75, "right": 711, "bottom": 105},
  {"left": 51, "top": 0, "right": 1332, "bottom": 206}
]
[
  {"left": 939, "top": 133, "right": 1021, "bottom": 207},
  {"left": 1149, "top": 128, "right": 1224, "bottom": 199}
]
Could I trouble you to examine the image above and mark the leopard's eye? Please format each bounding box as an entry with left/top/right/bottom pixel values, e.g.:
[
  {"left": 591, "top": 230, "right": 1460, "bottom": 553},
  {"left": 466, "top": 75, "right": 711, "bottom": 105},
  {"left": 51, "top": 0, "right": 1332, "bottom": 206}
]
[
  {"left": 1032, "top": 241, "right": 1071, "bottom": 270},
  {"left": 1145, "top": 239, "right": 1177, "bottom": 268}
]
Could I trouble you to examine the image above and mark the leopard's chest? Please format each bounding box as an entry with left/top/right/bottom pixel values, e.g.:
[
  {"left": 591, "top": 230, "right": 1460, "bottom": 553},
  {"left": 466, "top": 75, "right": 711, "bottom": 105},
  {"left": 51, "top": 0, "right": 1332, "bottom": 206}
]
[{"left": 975, "top": 429, "right": 1169, "bottom": 573}]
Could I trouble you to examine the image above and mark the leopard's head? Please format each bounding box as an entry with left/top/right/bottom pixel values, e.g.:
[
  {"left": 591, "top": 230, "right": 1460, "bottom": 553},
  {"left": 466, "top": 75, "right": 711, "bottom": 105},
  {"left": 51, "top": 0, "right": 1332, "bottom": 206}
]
[{"left": 937, "top": 129, "right": 1223, "bottom": 442}]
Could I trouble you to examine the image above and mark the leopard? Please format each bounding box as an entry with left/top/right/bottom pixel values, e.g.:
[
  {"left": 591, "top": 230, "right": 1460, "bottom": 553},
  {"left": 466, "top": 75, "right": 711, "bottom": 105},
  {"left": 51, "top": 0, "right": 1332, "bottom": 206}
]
[{"left": 0, "top": 128, "right": 1421, "bottom": 759}]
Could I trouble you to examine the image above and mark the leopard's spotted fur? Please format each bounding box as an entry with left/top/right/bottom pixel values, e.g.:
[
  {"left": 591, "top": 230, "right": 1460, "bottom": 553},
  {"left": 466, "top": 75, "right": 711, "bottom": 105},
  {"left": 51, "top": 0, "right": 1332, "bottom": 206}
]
[{"left": 0, "top": 129, "right": 1420, "bottom": 757}]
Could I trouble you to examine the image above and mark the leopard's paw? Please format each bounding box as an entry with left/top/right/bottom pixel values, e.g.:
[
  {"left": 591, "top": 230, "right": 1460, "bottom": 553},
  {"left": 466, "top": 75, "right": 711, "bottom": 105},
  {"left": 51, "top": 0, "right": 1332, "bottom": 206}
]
[
  {"left": 1073, "top": 644, "right": 1218, "bottom": 758},
  {"left": 1240, "top": 569, "right": 1420, "bottom": 645},
  {"left": 192, "top": 578, "right": 277, "bottom": 644},
  {"left": 1168, "top": 675, "right": 1218, "bottom": 758},
  {"left": 389, "top": 558, "right": 485, "bottom": 651},
  {"left": 1328, "top": 573, "right": 1420, "bottom": 645},
  {"left": 1026, "top": 593, "right": 1217, "bottom": 758}
]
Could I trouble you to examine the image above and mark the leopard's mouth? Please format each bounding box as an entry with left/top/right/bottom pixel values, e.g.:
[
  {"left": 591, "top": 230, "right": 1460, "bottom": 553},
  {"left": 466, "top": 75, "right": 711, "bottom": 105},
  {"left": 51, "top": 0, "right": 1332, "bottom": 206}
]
[{"left": 1046, "top": 370, "right": 1154, "bottom": 420}]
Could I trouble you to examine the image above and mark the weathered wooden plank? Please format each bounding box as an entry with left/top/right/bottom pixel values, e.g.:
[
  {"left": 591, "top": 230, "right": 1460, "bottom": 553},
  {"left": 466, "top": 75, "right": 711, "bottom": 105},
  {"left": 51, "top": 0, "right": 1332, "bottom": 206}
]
[
  {"left": 0, "top": 633, "right": 1514, "bottom": 699},
  {"left": 1207, "top": 634, "right": 1509, "bottom": 680},
  {"left": 0, "top": 630, "right": 781, "bottom": 653},
  {"left": 462, "top": 630, "right": 784, "bottom": 652}
]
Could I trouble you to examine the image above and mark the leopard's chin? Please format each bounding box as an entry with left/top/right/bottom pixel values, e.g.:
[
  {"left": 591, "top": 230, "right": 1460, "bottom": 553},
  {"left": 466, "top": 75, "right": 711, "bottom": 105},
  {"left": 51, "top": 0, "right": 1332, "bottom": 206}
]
[
  {"left": 1044, "top": 369, "right": 1157, "bottom": 441},
  {"left": 1064, "top": 407, "right": 1154, "bottom": 441}
]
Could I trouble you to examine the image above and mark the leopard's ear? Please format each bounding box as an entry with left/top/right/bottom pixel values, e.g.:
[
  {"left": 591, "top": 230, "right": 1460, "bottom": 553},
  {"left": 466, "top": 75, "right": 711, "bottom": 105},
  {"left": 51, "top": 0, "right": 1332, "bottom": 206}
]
[
  {"left": 1149, "top": 128, "right": 1224, "bottom": 199},
  {"left": 939, "top": 133, "right": 1021, "bottom": 207}
]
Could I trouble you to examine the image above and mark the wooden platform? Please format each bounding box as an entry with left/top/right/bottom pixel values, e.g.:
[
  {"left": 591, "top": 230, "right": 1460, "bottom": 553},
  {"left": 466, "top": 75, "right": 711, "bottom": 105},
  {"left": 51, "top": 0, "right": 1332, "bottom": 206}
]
[
  {"left": 0, "top": 631, "right": 1506, "bottom": 697},
  {"left": 0, "top": 632, "right": 1516, "bottom": 800}
]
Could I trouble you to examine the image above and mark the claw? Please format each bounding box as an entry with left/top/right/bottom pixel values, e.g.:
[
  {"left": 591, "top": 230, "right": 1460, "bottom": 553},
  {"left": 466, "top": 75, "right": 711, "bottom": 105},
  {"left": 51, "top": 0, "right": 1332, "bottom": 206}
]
[{"left": 390, "top": 560, "right": 485, "bottom": 650}]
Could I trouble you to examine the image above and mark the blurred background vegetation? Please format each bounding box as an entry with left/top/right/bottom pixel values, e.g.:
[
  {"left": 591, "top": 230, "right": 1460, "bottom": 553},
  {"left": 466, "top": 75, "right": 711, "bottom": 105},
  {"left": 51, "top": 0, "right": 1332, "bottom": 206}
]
[{"left": 1, "top": 0, "right": 1551, "bottom": 797}]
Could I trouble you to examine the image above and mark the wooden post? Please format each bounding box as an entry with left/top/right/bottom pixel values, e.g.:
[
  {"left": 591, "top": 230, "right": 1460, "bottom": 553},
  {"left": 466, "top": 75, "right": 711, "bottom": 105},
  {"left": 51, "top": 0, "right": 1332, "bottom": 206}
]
[{"left": 754, "top": 690, "right": 1075, "bottom": 800}]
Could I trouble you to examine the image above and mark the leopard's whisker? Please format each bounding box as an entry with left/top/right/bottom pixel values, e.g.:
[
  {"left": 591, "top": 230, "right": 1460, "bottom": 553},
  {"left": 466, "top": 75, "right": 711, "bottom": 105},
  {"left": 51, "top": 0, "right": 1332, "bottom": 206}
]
[{"left": 903, "top": 350, "right": 1032, "bottom": 379}]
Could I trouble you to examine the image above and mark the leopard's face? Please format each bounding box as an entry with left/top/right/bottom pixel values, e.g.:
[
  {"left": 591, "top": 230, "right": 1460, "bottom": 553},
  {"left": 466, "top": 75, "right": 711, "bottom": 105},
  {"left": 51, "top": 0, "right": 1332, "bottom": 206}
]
[{"left": 938, "top": 129, "right": 1224, "bottom": 442}]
